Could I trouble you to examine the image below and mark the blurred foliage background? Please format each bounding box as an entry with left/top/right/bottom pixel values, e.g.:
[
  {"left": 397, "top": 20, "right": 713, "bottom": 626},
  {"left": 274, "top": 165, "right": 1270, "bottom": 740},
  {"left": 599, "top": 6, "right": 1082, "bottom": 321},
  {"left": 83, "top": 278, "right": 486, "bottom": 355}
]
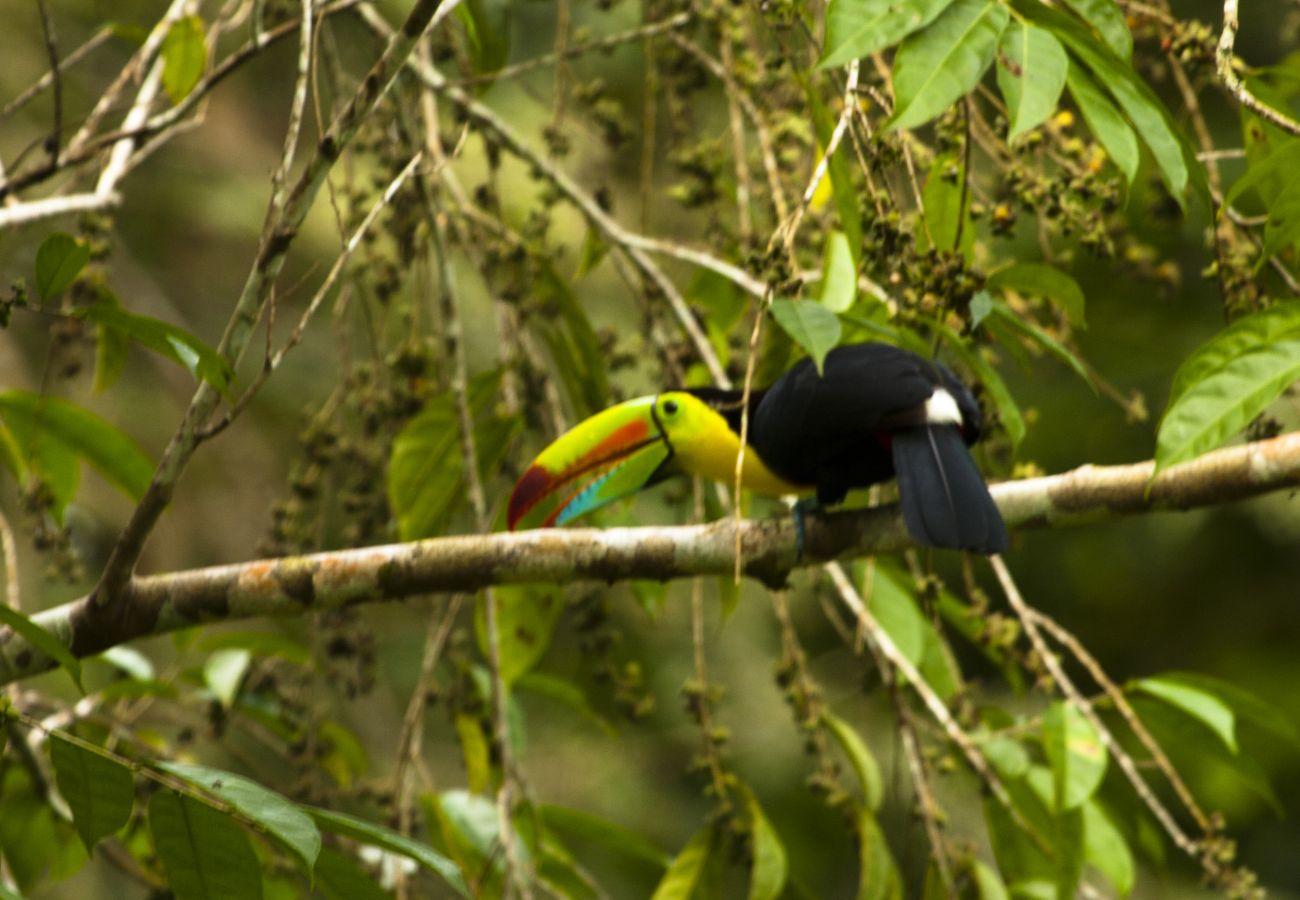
[{"left": 2, "top": 0, "right": 1300, "bottom": 897}]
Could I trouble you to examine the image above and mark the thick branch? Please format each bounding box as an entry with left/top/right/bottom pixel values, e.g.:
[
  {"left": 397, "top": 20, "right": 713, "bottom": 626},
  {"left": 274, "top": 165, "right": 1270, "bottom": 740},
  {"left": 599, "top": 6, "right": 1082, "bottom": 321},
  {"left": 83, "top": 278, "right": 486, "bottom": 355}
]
[{"left": 2, "top": 432, "right": 1298, "bottom": 687}]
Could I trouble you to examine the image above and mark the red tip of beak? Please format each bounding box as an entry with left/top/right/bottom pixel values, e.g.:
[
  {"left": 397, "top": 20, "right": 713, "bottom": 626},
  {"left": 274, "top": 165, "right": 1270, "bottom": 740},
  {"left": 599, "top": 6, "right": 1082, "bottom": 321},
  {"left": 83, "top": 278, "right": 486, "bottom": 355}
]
[{"left": 507, "top": 465, "right": 553, "bottom": 531}]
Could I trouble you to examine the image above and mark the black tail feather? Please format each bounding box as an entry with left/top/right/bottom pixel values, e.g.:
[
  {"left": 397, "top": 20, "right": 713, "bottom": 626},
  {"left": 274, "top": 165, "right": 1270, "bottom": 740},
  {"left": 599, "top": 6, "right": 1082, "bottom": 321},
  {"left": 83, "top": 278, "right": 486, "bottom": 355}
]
[{"left": 892, "top": 425, "right": 1008, "bottom": 554}]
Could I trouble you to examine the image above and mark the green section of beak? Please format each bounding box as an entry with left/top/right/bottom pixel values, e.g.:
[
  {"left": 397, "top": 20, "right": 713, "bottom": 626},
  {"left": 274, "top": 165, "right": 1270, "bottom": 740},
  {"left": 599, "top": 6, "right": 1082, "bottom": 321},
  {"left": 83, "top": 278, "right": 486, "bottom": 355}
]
[{"left": 507, "top": 396, "right": 675, "bottom": 529}]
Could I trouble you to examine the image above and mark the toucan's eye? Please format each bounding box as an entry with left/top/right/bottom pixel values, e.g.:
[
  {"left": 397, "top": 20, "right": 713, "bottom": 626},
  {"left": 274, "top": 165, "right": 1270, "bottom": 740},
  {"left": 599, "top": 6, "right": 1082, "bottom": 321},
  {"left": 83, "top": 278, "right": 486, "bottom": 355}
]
[{"left": 663, "top": 399, "right": 679, "bottom": 416}]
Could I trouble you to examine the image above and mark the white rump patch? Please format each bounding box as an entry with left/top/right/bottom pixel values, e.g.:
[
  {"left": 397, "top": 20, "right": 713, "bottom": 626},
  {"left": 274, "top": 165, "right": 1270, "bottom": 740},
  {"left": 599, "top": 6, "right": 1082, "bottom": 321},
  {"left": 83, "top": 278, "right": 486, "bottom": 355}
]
[{"left": 924, "top": 388, "right": 963, "bottom": 426}]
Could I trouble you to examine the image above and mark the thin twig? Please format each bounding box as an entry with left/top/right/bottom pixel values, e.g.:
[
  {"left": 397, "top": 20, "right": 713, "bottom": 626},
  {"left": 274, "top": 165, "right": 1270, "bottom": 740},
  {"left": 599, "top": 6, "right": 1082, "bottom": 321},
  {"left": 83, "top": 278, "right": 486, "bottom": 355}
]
[{"left": 1217, "top": 0, "right": 1300, "bottom": 136}]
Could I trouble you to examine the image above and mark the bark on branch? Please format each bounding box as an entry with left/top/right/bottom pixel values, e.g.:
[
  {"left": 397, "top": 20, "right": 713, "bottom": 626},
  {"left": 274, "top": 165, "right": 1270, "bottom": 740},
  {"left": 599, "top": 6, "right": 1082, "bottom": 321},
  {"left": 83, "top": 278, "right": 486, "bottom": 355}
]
[{"left": 2, "top": 431, "right": 1298, "bottom": 687}]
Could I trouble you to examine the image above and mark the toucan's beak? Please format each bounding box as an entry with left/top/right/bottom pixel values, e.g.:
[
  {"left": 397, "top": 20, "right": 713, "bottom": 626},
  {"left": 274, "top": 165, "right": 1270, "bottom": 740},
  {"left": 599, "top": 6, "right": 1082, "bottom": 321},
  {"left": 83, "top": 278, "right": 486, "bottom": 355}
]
[{"left": 508, "top": 396, "right": 675, "bottom": 530}]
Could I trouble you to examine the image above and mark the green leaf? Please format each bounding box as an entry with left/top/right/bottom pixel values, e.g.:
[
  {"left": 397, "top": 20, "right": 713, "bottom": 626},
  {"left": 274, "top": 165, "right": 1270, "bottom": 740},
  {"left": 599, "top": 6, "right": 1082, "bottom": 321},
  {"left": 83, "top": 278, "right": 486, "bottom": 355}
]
[
  {"left": 996, "top": 23, "right": 1068, "bottom": 139},
  {"left": 0, "top": 605, "right": 82, "bottom": 692},
  {"left": 314, "top": 846, "right": 390, "bottom": 900},
  {"left": 49, "top": 735, "right": 135, "bottom": 851},
  {"left": 1082, "top": 800, "right": 1134, "bottom": 896},
  {"left": 986, "top": 303, "right": 1095, "bottom": 389},
  {"left": 93, "top": 316, "right": 129, "bottom": 393},
  {"left": 0, "top": 419, "right": 27, "bottom": 483},
  {"left": 454, "top": 0, "right": 511, "bottom": 75},
  {"left": 987, "top": 262, "right": 1087, "bottom": 328},
  {"left": 1133, "top": 677, "right": 1237, "bottom": 754},
  {"left": 650, "top": 825, "right": 714, "bottom": 900},
  {"left": 0, "top": 390, "right": 154, "bottom": 502},
  {"left": 933, "top": 324, "right": 1025, "bottom": 452},
  {"left": 1155, "top": 305, "right": 1300, "bottom": 471},
  {"left": 1060, "top": 0, "right": 1131, "bottom": 59},
  {"left": 855, "top": 807, "right": 903, "bottom": 900},
  {"left": 203, "top": 648, "right": 250, "bottom": 707},
  {"left": 534, "top": 264, "right": 608, "bottom": 419},
  {"left": 1023, "top": 0, "right": 1199, "bottom": 206},
  {"left": 158, "top": 762, "right": 320, "bottom": 874},
  {"left": 454, "top": 713, "right": 491, "bottom": 794},
  {"left": 1064, "top": 60, "right": 1139, "bottom": 185},
  {"left": 76, "top": 301, "right": 233, "bottom": 398},
  {"left": 97, "top": 646, "right": 156, "bottom": 681},
  {"left": 308, "top": 806, "right": 468, "bottom": 894},
  {"left": 823, "top": 712, "right": 884, "bottom": 811},
  {"left": 516, "top": 672, "right": 616, "bottom": 736},
  {"left": 740, "top": 788, "right": 787, "bottom": 900},
  {"left": 970, "top": 859, "right": 1010, "bottom": 900},
  {"left": 819, "top": 0, "right": 957, "bottom": 69},
  {"left": 1224, "top": 137, "right": 1300, "bottom": 210},
  {"left": 769, "top": 300, "right": 841, "bottom": 376},
  {"left": 818, "top": 230, "right": 858, "bottom": 313},
  {"left": 1041, "top": 702, "right": 1107, "bottom": 811},
  {"left": 199, "top": 631, "right": 311, "bottom": 667},
  {"left": 867, "top": 565, "right": 961, "bottom": 700},
  {"left": 920, "top": 155, "right": 976, "bottom": 258},
  {"left": 388, "top": 370, "right": 517, "bottom": 540},
  {"left": 540, "top": 804, "right": 670, "bottom": 869},
  {"left": 34, "top": 233, "right": 90, "bottom": 301},
  {"left": 1159, "top": 671, "right": 1300, "bottom": 751},
  {"left": 981, "top": 733, "right": 1031, "bottom": 780},
  {"left": 807, "top": 86, "right": 865, "bottom": 263},
  {"left": 475, "top": 585, "right": 564, "bottom": 686},
  {"left": 889, "top": 0, "right": 1010, "bottom": 131},
  {"left": 0, "top": 766, "right": 88, "bottom": 893},
  {"left": 149, "top": 790, "right": 262, "bottom": 900},
  {"left": 161, "top": 16, "right": 206, "bottom": 105}
]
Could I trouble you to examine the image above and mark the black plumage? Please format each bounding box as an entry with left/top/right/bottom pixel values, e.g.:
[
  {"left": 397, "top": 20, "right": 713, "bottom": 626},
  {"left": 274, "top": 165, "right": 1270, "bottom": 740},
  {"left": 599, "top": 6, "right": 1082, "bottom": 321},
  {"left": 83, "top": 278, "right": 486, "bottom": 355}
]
[{"left": 688, "top": 343, "right": 1008, "bottom": 554}]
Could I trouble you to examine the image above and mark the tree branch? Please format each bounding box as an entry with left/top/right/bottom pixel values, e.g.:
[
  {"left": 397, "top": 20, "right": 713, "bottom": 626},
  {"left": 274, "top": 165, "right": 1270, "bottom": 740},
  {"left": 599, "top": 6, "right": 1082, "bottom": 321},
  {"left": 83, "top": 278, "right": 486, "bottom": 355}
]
[{"left": 2, "top": 432, "right": 1298, "bottom": 687}]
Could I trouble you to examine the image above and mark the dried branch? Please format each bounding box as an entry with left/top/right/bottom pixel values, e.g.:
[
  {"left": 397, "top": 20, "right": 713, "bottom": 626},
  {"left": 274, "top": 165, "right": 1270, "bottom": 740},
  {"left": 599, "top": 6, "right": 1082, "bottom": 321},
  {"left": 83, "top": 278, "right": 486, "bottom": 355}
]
[{"left": 1217, "top": 0, "right": 1300, "bottom": 136}]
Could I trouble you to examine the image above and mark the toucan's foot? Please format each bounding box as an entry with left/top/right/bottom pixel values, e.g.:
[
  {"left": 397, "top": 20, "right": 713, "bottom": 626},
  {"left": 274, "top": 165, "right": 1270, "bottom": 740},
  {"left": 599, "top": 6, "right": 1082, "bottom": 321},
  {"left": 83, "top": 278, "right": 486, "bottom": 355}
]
[{"left": 792, "top": 496, "right": 823, "bottom": 562}]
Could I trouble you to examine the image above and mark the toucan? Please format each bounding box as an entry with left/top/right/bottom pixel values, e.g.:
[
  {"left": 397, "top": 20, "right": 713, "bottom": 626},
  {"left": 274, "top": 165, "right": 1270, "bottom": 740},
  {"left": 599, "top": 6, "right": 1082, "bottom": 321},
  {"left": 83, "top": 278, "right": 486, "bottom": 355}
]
[{"left": 507, "top": 342, "right": 1008, "bottom": 554}]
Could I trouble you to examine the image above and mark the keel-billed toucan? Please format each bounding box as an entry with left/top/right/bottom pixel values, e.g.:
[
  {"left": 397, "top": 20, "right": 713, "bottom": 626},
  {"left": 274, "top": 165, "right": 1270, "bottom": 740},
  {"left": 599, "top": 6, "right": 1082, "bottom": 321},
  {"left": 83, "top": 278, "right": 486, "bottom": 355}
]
[{"left": 507, "top": 342, "right": 1008, "bottom": 554}]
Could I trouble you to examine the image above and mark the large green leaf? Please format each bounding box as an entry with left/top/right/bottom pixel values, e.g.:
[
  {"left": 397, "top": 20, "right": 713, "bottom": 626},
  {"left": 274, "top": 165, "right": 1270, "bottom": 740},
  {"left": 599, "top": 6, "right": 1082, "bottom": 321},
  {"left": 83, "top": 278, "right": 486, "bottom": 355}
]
[
  {"left": 996, "top": 23, "right": 1068, "bottom": 140},
  {"left": 985, "top": 302, "right": 1095, "bottom": 389},
  {"left": 308, "top": 806, "right": 468, "bottom": 894},
  {"left": 149, "top": 790, "right": 262, "bottom": 900},
  {"left": 75, "top": 300, "right": 233, "bottom": 398},
  {"left": 987, "top": 261, "right": 1086, "bottom": 328},
  {"left": 1041, "top": 702, "right": 1107, "bottom": 811},
  {"left": 387, "top": 370, "right": 518, "bottom": 540},
  {"left": 49, "top": 735, "right": 135, "bottom": 851},
  {"left": 1155, "top": 302, "right": 1300, "bottom": 471},
  {"left": 1060, "top": 0, "right": 1131, "bottom": 60},
  {"left": 818, "top": 230, "right": 858, "bottom": 313},
  {"left": 0, "top": 605, "right": 82, "bottom": 692},
  {"left": 202, "top": 648, "right": 250, "bottom": 707},
  {"left": 0, "top": 390, "right": 153, "bottom": 503},
  {"left": 34, "top": 234, "right": 90, "bottom": 301},
  {"left": 1132, "top": 677, "right": 1236, "bottom": 754},
  {"left": 1065, "top": 61, "right": 1139, "bottom": 184},
  {"left": 1021, "top": 0, "right": 1201, "bottom": 206},
  {"left": 650, "top": 825, "right": 714, "bottom": 900},
  {"left": 0, "top": 766, "right": 88, "bottom": 894},
  {"left": 769, "top": 299, "right": 841, "bottom": 376},
  {"left": 889, "top": 0, "right": 1010, "bottom": 131},
  {"left": 868, "top": 565, "right": 961, "bottom": 700},
  {"left": 819, "top": 0, "right": 957, "bottom": 69},
  {"left": 1158, "top": 671, "right": 1300, "bottom": 751},
  {"left": 1082, "top": 800, "right": 1134, "bottom": 897},
  {"left": 158, "top": 762, "right": 320, "bottom": 875},
  {"left": 919, "top": 155, "right": 976, "bottom": 258}
]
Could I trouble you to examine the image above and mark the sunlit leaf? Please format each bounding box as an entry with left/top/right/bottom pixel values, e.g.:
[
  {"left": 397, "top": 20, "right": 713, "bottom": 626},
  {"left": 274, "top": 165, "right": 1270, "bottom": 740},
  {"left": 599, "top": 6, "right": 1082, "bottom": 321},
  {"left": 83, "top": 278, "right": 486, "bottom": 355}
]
[
  {"left": 161, "top": 16, "right": 206, "bottom": 104},
  {"left": 819, "top": 0, "right": 957, "bottom": 69},
  {"left": 1155, "top": 303, "right": 1300, "bottom": 471},
  {"left": 76, "top": 300, "right": 233, "bottom": 398},
  {"left": 1065, "top": 60, "right": 1139, "bottom": 184},
  {"left": 158, "top": 762, "right": 320, "bottom": 874},
  {"left": 34, "top": 233, "right": 90, "bottom": 301},
  {"left": 996, "top": 23, "right": 1068, "bottom": 139},
  {"left": 454, "top": 713, "right": 492, "bottom": 794},
  {"left": 1083, "top": 800, "right": 1134, "bottom": 896},
  {"left": 50, "top": 735, "right": 135, "bottom": 851},
  {"left": 97, "top": 646, "right": 155, "bottom": 681},
  {"left": 970, "top": 859, "right": 1009, "bottom": 900},
  {"left": 1133, "top": 677, "right": 1237, "bottom": 754},
  {"left": 199, "top": 631, "right": 311, "bottom": 667},
  {"left": 769, "top": 300, "right": 841, "bottom": 376},
  {"left": 890, "top": 0, "right": 1010, "bottom": 131},
  {"left": 818, "top": 231, "right": 858, "bottom": 313},
  {"left": 807, "top": 87, "right": 865, "bottom": 263},
  {"left": 1159, "top": 671, "right": 1300, "bottom": 751},
  {"left": 149, "top": 790, "right": 261, "bottom": 900},
  {"left": 203, "top": 648, "right": 250, "bottom": 707},
  {"left": 987, "top": 261, "right": 1087, "bottom": 328},
  {"left": 1041, "top": 702, "right": 1107, "bottom": 810}
]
